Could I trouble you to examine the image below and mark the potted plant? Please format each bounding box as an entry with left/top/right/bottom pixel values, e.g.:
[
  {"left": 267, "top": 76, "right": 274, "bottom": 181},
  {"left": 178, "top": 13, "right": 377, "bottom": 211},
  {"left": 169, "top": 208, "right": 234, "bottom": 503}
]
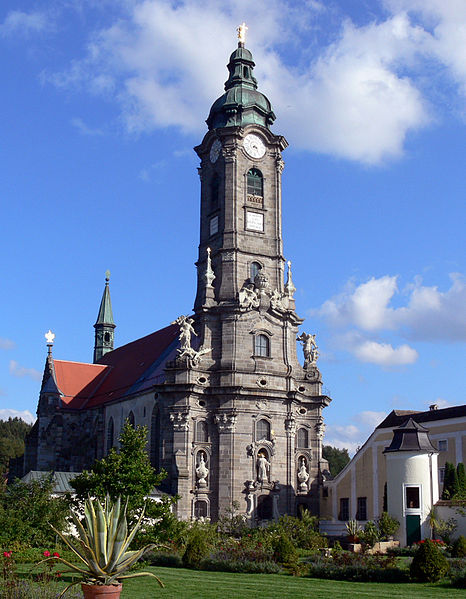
[
  {"left": 345, "top": 519, "right": 361, "bottom": 543},
  {"left": 40, "top": 495, "right": 163, "bottom": 598}
]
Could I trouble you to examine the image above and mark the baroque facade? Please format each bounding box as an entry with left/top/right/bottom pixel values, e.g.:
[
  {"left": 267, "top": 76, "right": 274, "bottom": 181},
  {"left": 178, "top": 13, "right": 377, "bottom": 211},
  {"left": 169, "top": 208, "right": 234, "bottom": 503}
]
[{"left": 21, "top": 33, "right": 332, "bottom": 522}]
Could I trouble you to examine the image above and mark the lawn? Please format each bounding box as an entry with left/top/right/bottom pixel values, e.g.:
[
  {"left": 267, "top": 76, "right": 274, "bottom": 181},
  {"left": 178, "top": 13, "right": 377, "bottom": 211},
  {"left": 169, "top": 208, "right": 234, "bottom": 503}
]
[{"left": 119, "top": 566, "right": 464, "bottom": 599}]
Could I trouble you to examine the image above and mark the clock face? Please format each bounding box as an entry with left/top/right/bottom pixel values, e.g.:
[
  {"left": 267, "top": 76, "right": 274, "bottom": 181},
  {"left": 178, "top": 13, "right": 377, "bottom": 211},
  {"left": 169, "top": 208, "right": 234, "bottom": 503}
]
[
  {"left": 209, "top": 139, "right": 222, "bottom": 163},
  {"left": 243, "top": 134, "right": 266, "bottom": 159}
]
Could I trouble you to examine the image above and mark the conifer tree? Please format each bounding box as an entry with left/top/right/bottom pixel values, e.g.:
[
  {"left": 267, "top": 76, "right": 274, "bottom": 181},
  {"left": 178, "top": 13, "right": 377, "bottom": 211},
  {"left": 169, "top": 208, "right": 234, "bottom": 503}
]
[{"left": 456, "top": 463, "right": 466, "bottom": 498}]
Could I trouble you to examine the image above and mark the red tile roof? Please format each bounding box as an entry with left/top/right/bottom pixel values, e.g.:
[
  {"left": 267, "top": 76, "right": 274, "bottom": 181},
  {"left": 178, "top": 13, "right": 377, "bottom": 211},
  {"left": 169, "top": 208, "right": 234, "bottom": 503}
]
[{"left": 52, "top": 324, "right": 179, "bottom": 410}]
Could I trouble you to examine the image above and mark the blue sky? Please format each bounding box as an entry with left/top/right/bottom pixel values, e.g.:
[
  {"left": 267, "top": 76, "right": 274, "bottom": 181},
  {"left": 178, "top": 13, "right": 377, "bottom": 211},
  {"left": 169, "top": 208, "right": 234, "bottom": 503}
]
[{"left": 0, "top": 0, "right": 464, "bottom": 453}]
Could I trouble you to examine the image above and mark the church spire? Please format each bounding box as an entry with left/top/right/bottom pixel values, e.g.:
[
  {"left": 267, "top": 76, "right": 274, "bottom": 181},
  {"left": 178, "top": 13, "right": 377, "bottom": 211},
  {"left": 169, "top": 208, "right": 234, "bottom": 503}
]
[{"left": 93, "top": 270, "right": 115, "bottom": 363}]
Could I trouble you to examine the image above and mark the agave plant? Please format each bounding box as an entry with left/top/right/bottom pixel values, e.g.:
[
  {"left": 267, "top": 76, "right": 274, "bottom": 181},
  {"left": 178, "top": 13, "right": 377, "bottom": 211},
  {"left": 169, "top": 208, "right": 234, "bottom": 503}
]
[
  {"left": 41, "top": 495, "right": 163, "bottom": 596},
  {"left": 345, "top": 518, "right": 361, "bottom": 538}
]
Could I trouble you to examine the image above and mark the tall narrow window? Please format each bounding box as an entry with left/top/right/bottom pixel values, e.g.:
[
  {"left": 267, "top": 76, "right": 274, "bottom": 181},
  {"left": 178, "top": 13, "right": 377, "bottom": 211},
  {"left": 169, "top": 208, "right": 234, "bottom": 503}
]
[
  {"left": 339, "top": 498, "right": 349, "bottom": 521},
  {"left": 357, "top": 497, "right": 367, "bottom": 520},
  {"left": 297, "top": 428, "right": 308, "bottom": 448},
  {"left": 196, "top": 420, "right": 209, "bottom": 443},
  {"left": 106, "top": 417, "right": 114, "bottom": 454},
  {"left": 250, "top": 261, "right": 261, "bottom": 282},
  {"left": 210, "top": 173, "right": 219, "bottom": 209},
  {"left": 150, "top": 406, "right": 160, "bottom": 471},
  {"left": 257, "top": 419, "right": 271, "bottom": 441},
  {"left": 254, "top": 334, "right": 270, "bottom": 357},
  {"left": 127, "top": 411, "right": 135, "bottom": 428},
  {"left": 247, "top": 168, "right": 263, "bottom": 197}
]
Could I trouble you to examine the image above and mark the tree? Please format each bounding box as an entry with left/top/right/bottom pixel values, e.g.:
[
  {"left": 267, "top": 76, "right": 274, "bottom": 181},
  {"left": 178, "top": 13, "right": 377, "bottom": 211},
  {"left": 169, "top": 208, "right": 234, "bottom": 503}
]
[
  {"left": 0, "top": 474, "right": 69, "bottom": 546},
  {"left": 71, "top": 420, "right": 168, "bottom": 517},
  {"left": 442, "top": 462, "right": 460, "bottom": 499},
  {"left": 0, "top": 418, "right": 32, "bottom": 475},
  {"left": 456, "top": 463, "right": 466, "bottom": 498},
  {"left": 322, "top": 446, "right": 350, "bottom": 476}
]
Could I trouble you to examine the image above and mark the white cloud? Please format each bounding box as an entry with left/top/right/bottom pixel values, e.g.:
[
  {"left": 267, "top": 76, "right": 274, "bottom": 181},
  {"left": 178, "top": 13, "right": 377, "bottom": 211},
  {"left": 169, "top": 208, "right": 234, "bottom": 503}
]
[
  {"left": 354, "top": 340, "right": 418, "bottom": 365},
  {"left": 0, "top": 337, "right": 15, "bottom": 350},
  {"left": 9, "top": 360, "right": 42, "bottom": 381},
  {"left": 325, "top": 410, "right": 388, "bottom": 455},
  {"left": 0, "top": 10, "right": 49, "bottom": 37},
  {"left": 71, "top": 118, "right": 104, "bottom": 136},
  {"left": 316, "top": 273, "right": 466, "bottom": 342},
  {"left": 43, "top": 0, "right": 466, "bottom": 164},
  {"left": 0, "top": 409, "right": 35, "bottom": 424},
  {"left": 359, "top": 410, "right": 388, "bottom": 428},
  {"left": 425, "top": 398, "right": 453, "bottom": 410}
]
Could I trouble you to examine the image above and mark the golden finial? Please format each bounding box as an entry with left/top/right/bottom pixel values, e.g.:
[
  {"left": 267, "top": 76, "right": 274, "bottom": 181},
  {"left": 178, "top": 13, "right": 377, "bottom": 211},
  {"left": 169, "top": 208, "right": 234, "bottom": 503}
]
[{"left": 237, "top": 22, "right": 248, "bottom": 45}]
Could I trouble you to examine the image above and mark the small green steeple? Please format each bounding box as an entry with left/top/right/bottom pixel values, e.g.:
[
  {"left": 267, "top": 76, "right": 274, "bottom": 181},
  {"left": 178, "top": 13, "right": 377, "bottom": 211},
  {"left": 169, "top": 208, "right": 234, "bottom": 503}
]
[
  {"left": 206, "top": 28, "right": 276, "bottom": 130},
  {"left": 93, "top": 270, "right": 116, "bottom": 363}
]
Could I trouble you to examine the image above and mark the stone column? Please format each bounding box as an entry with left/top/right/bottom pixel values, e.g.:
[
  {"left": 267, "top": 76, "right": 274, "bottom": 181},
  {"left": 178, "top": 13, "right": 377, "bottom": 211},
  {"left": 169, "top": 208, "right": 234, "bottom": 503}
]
[
  {"left": 285, "top": 415, "right": 296, "bottom": 513},
  {"left": 215, "top": 410, "right": 237, "bottom": 516},
  {"left": 170, "top": 409, "right": 191, "bottom": 519}
]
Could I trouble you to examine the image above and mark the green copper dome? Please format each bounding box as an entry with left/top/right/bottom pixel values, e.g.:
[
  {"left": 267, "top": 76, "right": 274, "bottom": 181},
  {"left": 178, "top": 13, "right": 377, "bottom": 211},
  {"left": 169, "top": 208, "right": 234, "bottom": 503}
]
[{"left": 206, "top": 43, "right": 276, "bottom": 130}]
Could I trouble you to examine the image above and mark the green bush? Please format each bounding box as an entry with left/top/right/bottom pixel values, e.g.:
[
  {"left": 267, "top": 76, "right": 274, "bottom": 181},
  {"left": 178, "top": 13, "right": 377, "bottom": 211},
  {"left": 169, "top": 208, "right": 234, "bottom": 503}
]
[
  {"left": 306, "top": 562, "right": 409, "bottom": 583},
  {"left": 359, "top": 520, "right": 380, "bottom": 549},
  {"left": 201, "top": 558, "right": 281, "bottom": 574},
  {"left": 410, "top": 539, "right": 450, "bottom": 582},
  {"left": 0, "top": 476, "right": 69, "bottom": 547},
  {"left": 182, "top": 530, "right": 211, "bottom": 569},
  {"left": 377, "top": 512, "right": 400, "bottom": 539},
  {"left": 271, "top": 512, "right": 327, "bottom": 550},
  {"left": 452, "top": 535, "right": 466, "bottom": 558},
  {"left": 451, "top": 567, "right": 466, "bottom": 589},
  {"left": 272, "top": 533, "right": 298, "bottom": 566},
  {"left": 147, "top": 551, "right": 183, "bottom": 568}
]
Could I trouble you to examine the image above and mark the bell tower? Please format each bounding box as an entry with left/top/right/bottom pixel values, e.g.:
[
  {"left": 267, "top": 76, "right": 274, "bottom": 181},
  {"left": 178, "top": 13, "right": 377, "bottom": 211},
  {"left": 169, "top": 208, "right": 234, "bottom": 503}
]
[
  {"left": 163, "top": 27, "right": 331, "bottom": 522},
  {"left": 93, "top": 271, "right": 115, "bottom": 363}
]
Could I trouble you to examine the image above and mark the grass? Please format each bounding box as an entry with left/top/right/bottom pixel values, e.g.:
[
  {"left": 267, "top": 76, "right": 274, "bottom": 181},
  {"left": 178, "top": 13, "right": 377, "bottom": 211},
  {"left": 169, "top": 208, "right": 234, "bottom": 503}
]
[
  {"left": 120, "top": 566, "right": 465, "bottom": 599},
  {"left": 11, "top": 564, "right": 464, "bottom": 599}
]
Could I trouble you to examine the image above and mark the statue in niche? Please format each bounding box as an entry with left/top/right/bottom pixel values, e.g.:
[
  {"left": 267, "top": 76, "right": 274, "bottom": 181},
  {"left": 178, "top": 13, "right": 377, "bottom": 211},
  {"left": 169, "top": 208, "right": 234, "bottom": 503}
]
[
  {"left": 196, "top": 452, "right": 209, "bottom": 488},
  {"left": 297, "top": 457, "right": 309, "bottom": 491},
  {"left": 297, "top": 332, "right": 319, "bottom": 368},
  {"left": 256, "top": 450, "right": 270, "bottom": 484}
]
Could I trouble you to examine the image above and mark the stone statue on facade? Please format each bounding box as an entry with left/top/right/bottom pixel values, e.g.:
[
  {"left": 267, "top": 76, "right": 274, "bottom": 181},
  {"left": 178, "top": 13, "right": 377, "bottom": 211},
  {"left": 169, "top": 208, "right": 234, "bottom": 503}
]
[
  {"left": 196, "top": 452, "right": 209, "bottom": 488},
  {"left": 256, "top": 451, "right": 270, "bottom": 484},
  {"left": 238, "top": 284, "right": 260, "bottom": 310},
  {"left": 172, "top": 315, "right": 211, "bottom": 365},
  {"left": 297, "top": 457, "right": 309, "bottom": 491},
  {"left": 297, "top": 332, "right": 319, "bottom": 368}
]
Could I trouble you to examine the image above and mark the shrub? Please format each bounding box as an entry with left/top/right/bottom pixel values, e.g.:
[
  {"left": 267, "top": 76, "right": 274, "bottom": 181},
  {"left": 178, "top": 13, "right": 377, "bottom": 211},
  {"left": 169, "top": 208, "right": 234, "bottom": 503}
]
[
  {"left": 451, "top": 567, "right": 466, "bottom": 589},
  {"left": 272, "top": 533, "right": 298, "bottom": 566},
  {"left": 182, "top": 530, "right": 211, "bottom": 569},
  {"left": 201, "top": 557, "right": 281, "bottom": 574},
  {"left": 410, "top": 539, "right": 450, "bottom": 582},
  {"left": 377, "top": 512, "right": 400, "bottom": 539},
  {"left": 452, "top": 535, "right": 466, "bottom": 558},
  {"left": 359, "top": 521, "right": 380, "bottom": 549},
  {"left": 270, "top": 512, "right": 327, "bottom": 550}
]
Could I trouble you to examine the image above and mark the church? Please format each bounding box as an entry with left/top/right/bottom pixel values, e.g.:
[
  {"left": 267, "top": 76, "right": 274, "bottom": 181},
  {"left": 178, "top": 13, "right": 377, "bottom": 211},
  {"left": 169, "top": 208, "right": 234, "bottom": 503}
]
[{"left": 21, "top": 27, "right": 332, "bottom": 522}]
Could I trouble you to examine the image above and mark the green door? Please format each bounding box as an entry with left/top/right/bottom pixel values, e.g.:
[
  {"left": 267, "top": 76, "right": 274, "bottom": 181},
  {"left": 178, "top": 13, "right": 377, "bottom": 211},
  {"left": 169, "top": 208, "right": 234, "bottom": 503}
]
[{"left": 406, "top": 515, "right": 421, "bottom": 545}]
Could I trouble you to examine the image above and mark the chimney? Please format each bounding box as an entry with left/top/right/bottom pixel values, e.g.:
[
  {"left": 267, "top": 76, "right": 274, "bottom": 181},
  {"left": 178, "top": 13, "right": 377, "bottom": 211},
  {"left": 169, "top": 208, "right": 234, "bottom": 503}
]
[{"left": 429, "top": 404, "right": 438, "bottom": 411}]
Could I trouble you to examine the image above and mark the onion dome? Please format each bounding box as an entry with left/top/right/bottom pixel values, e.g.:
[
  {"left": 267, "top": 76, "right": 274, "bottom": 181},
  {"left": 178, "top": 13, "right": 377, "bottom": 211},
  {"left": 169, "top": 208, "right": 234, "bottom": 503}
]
[{"left": 206, "top": 43, "right": 276, "bottom": 130}]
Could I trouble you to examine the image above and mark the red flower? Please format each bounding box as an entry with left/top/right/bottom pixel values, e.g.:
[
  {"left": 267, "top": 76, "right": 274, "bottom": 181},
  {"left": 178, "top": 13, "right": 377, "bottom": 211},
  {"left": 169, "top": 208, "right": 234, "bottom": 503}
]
[
  {"left": 3, "top": 551, "right": 12, "bottom": 558},
  {"left": 43, "top": 550, "right": 51, "bottom": 557},
  {"left": 53, "top": 552, "right": 60, "bottom": 558}
]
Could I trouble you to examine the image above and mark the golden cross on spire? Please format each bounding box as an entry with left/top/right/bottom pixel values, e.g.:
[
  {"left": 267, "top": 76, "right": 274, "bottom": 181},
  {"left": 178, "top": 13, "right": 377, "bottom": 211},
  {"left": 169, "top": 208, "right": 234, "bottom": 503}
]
[{"left": 237, "top": 22, "right": 248, "bottom": 45}]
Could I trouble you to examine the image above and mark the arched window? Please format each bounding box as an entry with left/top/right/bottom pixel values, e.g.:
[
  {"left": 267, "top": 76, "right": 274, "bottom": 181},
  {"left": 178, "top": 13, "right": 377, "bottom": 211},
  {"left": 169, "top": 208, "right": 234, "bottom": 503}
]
[
  {"left": 250, "top": 261, "right": 261, "bottom": 282},
  {"left": 257, "top": 419, "right": 271, "bottom": 441},
  {"left": 127, "top": 411, "right": 135, "bottom": 428},
  {"left": 247, "top": 168, "right": 263, "bottom": 197},
  {"left": 297, "top": 428, "right": 309, "bottom": 448},
  {"left": 196, "top": 420, "right": 209, "bottom": 443},
  {"left": 106, "top": 417, "right": 114, "bottom": 453},
  {"left": 210, "top": 173, "right": 219, "bottom": 209},
  {"left": 150, "top": 406, "right": 160, "bottom": 471},
  {"left": 254, "top": 334, "right": 270, "bottom": 357}
]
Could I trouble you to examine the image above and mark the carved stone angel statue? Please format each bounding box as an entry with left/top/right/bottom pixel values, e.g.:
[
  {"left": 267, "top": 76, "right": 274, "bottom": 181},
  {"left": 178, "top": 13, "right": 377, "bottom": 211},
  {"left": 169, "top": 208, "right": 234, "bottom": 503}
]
[
  {"left": 297, "top": 332, "right": 319, "bottom": 368},
  {"left": 297, "top": 457, "right": 309, "bottom": 491},
  {"left": 196, "top": 452, "right": 209, "bottom": 487},
  {"left": 172, "top": 315, "right": 197, "bottom": 350}
]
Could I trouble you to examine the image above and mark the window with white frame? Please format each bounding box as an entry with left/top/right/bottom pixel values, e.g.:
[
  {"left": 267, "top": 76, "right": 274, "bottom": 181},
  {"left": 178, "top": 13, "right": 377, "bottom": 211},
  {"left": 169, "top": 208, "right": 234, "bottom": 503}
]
[
  {"left": 438, "top": 439, "right": 448, "bottom": 452},
  {"left": 439, "top": 468, "right": 445, "bottom": 484}
]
